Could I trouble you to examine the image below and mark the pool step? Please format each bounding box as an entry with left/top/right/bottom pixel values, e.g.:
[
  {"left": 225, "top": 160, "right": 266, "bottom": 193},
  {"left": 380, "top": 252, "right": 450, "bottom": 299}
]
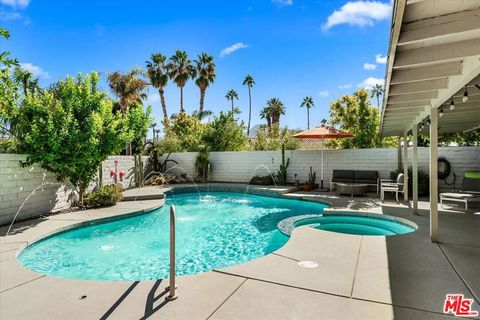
[{"left": 122, "top": 193, "right": 165, "bottom": 201}]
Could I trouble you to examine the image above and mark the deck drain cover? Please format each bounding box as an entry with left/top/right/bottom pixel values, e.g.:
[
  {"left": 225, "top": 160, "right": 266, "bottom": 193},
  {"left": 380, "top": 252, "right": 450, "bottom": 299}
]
[{"left": 298, "top": 260, "right": 319, "bottom": 268}]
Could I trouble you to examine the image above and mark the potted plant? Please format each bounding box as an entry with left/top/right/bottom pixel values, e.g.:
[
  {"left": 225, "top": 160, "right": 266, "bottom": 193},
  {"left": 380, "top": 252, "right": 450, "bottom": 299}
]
[{"left": 302, "top": 167, "right": 317, "bottom": 191}]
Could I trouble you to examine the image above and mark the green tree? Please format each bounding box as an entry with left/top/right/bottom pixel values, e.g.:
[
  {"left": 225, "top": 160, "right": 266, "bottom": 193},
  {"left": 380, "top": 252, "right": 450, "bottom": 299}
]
[
  {"left": 15, "top": 72, "right": 132, "bottom": 205},
  {"left": 260, "top": 105, "right": 272, "bottom": 128},
  {"left": 0, "top": 28, "right": 20, "bottom": 135},
  {"left": 145, "top": 53, "right": 169, "bottom": 122},
  {"left": 107, "top": 69, "right": 147, "bottom": 114},
  {"left": 194, "top": 53, "right": 216, "bottom": 114},
  {"left": 243, "top": 74, "right": 255, "bottom": 136},
  {"left": 253, "top": 124, "right": 299, "bottom": 151},
  {"left": 266, "top": 98, "right": 285, "bottom": 125},
  {"left": 203, "top": 109, "right": 248, "bottom": 151},
  {"left": 13, "top": 67, "right": 39, "bottom": 96},
  {"left": 225, "top": 89, "right": 239, "bottom": 111},
  {"left": 126, "top": 103, "right": 153, "bottom": 154},
  {"left": 370, "top": 84, "right": 384, "bottom": 108},
  {"left": 300, "top": 96, "right": 314, "bottom": 129},
  {"left": 167, "top": 111, "right": 205, "bottom": 151},
  {"left": 168, "top": 50, "right": 196, "bottom": 113},
  {"left": 329, "top": 89, "right": 395, "bottom": 149}
]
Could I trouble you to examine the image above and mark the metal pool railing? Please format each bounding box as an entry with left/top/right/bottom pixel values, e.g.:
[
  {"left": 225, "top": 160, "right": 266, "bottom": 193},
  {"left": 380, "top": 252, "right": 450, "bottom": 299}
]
[{"left": 165, "top": 205, "right": 178, "bottom": 301}]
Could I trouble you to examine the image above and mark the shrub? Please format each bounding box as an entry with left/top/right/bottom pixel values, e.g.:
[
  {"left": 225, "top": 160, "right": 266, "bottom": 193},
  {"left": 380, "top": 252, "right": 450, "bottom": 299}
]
[
  {"left": 85, "top": 185, "right": 123, "bottom": 208},
  {"left": 0, "top": 138, "right": 19, "bottom": 153},
  {"left": 390, "top": 168, "right": 429, "bottom": 196},
  {"left": 249, "top": 175, "right": 275, "bottom": 185}
]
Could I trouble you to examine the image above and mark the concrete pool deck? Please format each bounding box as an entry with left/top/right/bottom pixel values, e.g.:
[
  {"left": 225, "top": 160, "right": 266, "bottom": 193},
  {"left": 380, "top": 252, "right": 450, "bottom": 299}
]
[{"left": 1, "top": 185, "right": 479, "bottom": 319}]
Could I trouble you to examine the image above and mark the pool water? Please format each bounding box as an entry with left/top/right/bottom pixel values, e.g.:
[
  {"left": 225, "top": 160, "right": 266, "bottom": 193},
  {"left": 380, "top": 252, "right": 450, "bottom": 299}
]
[
  {"left": 18, "top": 192, "right": 328, "bottom": 281},
  {"left": 294, "top": 215, "right": 416, "bottom": 236}
]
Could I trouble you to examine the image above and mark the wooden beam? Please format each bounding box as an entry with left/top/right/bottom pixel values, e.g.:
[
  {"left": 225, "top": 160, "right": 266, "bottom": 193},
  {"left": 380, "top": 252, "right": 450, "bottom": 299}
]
[
  {"left": 399, "top": 8, "right": 480, "bottom": 46},
  {"left": 430, "top": 106, "right": 438, "bottom": 242},
  {"left": 412, "top": 125, "right": 418, "bottom": 214},
  {"left": 394, "top": 38, "right": 480, "bottom": 68},
  {"left": 388, "top": 91, "right": 438, "bottom": 103},
  {"left": 390, "top": 61, "right": 462, "bottom": 84},
  {"left": 389, "top": 78, "right": 449, "bottom": 95}
]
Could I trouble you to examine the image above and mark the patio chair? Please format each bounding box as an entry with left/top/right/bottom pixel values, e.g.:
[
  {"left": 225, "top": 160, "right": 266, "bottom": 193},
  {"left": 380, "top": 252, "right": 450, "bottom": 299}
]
[
  {"left": 440, "top": 171, "right": 480, "bottom": 210},
  {"left": 380, "top": 173, "right": 404, "bottom": 203}
]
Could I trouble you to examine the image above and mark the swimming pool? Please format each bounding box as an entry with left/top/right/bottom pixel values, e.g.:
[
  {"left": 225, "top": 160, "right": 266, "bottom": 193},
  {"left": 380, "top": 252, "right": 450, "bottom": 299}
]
[
  {"left": 293, "top": 214, "right": 417, "bottom": 236},
  {"left": 18, "top": 192, "right": 328, "bottom": 281}
]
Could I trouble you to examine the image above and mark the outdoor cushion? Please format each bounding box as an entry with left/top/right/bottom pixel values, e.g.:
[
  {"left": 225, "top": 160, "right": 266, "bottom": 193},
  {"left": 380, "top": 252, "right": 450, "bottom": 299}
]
[
  {"left": 440, "top": 192, "right": 479, "bottom": 199},
  {"left": 332, "top": 170, "right": 354, "bottom": 181},
  {"left": 332, "top": 178, "right": 355, "bottom": 183},
  {"left": 460, "top": 177, "right": 480, "bottom": 193},
  {"left": 354, "top": 170, "right": 378, "bottom": 182}
]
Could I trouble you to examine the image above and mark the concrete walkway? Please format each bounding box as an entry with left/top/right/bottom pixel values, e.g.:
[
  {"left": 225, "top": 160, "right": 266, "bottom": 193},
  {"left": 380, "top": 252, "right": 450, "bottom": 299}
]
[{"left": 1, "top": 186, "right": 479, "bottom": 319}]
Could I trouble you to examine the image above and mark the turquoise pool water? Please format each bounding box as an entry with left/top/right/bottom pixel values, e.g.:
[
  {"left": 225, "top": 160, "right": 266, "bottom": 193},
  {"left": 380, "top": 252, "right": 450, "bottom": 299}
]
[
  {"left": 18, "top": 192, "right": 328, "bottom": 281},
  {"left": 293, "top": 215, "right": 416, "bottom": 236}
]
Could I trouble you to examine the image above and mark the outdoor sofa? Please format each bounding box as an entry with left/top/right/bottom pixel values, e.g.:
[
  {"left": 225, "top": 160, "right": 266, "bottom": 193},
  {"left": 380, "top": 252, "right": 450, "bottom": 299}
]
[
  {"left": 440, "top": 171, "right": 480, "bottom": 210},
  {"left": 330, "top": 170, "right": 380, "bottom": 193}
]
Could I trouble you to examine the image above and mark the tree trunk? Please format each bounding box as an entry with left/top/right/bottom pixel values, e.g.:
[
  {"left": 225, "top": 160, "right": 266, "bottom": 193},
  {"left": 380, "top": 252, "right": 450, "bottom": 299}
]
[
  {"left": 377, "top": 95, "right": 380, "bottom": 108},
  {"left": 78, "top": 182, "right": 85, "bottom": 207},
  {"left": 98, "top": 163, "right": 103, "bottom": 188},
  {"left": 267, "top": 116, "right": 271, "bottom": 128},
  {"left": 180, "top": 86, "right": 184, "bottom": 113},
  {"left": 247, "top": 87, "right": 252, "bottom": 136},
  {"left": 159, "top": 88, "right": 168, "bottom": 121},
  {"left": 307, "top": 108, "right": 310, "bottom": 130},
  {"left": 199, "top": 88, "right": 206, "bottom": 113},
  {"left": 231, "top": 99, "right": 234, "bottom": 112}
]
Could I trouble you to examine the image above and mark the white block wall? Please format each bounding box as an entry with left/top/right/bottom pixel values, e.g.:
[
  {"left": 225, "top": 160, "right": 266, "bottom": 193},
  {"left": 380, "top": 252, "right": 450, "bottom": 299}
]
[
  {"left": 0, "top": 154, "right": 148, "bottom": 226},
  {"left": 163, "top": 147, "right": 480, "bottom": 192}
]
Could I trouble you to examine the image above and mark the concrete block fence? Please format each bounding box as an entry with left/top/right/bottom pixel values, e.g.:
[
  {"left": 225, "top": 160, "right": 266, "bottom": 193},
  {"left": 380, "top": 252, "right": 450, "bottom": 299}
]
[{"left": 1, "top": 147, "right": 479, "bottom": 225}]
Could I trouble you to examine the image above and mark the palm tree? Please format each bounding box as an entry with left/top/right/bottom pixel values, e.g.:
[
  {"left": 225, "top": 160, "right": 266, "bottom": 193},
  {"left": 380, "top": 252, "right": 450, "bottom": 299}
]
[
  {"left": 243, "top": 74, "right": 255, "bottom": 136},
  {"left": 151, "top": 122, "right": 157, "bottom": 141},
  {"left": 192, "top": 110, "right": 213, "bottom": 121},
  {"left": 225, "top": 89, "right": 239, "bottom": 111},
  {"left": 168, "top": 50, "right": 197, "bottom": 113},
  {"left": 194, "top": 53, "right": 216, "bottom": 114},
  {"left": 13, "top": 67, "right": 39, "bottom": 95},
  {"left": 260, "top": 106, "right": 272, "bottom": 128},
  {"left": 300, "top": 96, "right": 315, "bottom": 129},
  {"left": 145, "top": 53, "right": 169, "bottom": 122},
  {"left": 371, "top": 84, "right": 384, "bottom": 108},
  {"left": 267, "top": 98, "right": 285, "bottom": 125},
  {"left": 107, "top": 69, "right": 147, "bottom": 114}
]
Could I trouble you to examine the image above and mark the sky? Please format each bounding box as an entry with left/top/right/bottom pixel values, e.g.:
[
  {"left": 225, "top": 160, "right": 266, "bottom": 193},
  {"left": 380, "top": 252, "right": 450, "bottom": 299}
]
[{"left": 1, "top": 0, "right": 391, "bottom": 136}]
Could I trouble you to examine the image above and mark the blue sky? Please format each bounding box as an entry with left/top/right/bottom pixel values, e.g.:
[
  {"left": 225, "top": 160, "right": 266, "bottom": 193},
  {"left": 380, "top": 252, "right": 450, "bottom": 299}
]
[{"left": 1, "top": 0, "right": 391, "bottom": 134}]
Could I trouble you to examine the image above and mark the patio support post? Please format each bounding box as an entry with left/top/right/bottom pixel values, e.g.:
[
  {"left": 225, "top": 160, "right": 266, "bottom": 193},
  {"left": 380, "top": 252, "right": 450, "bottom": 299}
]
[
  {"left": 397, "top": 136, "right": 402, "bottom": 171},
  {"left": 403, "top": 132, "right": 409, "bottom": 202},
  {"left": 412, "top": 125, "right": 419, "bottom": 214},
  {"left": 429, "top": 107, "right": 439, "bottom": 242}
]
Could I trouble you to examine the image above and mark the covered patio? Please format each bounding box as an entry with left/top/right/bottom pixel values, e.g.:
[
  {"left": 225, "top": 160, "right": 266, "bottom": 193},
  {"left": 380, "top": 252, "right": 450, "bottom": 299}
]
[{"left": 381, "top": 0, "right": 480, "bottom": 242}]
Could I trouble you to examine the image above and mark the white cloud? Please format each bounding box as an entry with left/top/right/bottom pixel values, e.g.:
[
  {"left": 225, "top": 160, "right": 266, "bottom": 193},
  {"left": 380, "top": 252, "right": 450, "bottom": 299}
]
[
  {"left": 19, "top": 62, "right": 50, "bottom": 79},
  {"left": 272, "top": 0, "right": 293, "bottom": 6},
  {"left": 338, "top": 84, "right": 352, "bottom": 89},
  {"left": 358, "top": 77, "right": 384, "bottom": 89},
  {"left": 0, "top": 0, "right": 30, "bottom": 9},
  {"left": 318, "top": 91, "right": 329, "bottom": 97},
  {"left": 363, "top": 63, "right": 377, "bottom": 70},
  {"left": 375, "top": 54, "right": 387, "bottom": 64},
  {"left": 220, "top": 42, "right": 249, "bottom": 57},
  {"left": 0, "top": 10, "right": 22, "bottom": 20},
  {"left": 323, "top": 1, "right": 391, "bottom": 30}
]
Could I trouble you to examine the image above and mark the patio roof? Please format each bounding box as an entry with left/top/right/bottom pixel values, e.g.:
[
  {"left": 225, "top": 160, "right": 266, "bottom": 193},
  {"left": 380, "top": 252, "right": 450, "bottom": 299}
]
[{"left": 381, "top": 0, "right": 480, "bottom": 136}]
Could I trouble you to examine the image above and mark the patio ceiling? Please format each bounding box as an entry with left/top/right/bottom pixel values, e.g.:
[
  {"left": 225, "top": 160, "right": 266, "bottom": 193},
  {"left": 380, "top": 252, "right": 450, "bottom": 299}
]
[{"left": 381, "top": 0, "right": 480, "bottom": 136}]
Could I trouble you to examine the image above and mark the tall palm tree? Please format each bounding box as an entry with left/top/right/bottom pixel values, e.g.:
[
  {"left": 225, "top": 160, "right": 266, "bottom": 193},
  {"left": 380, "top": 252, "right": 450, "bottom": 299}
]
[
  {"left": 371, "top": 84, "right": 384, "bottom": 108},
  {"left": 267, "top": 98, "right": 285, "bottom": 125},
  {"left": 260, "top": 106, "right": 272, "bottom": 128},
  {"left": 13, "top": 67, "right": 39, "bottom": 95},
  {"left": 192, "top": 110, "right": 213, "bottom": 121},
  {"left": 168, "top": 50, "right": 197, "bottom": 113},
  {"left": 146, "top": 53, "right": 169, "bottom": 122},
  {"left": 151, "top": 122, "right": 157, "bottom": 141},
  {"left": 300, "top": 96, "right": 315, "bottom": 129},
  {"left": 225, "top": 89, "right": 239, "bottom": 111},
  {"left": 194, "top": 53, "right": 216, "bottom": 114},
  {"left": 107, "top": 69, "right": 147, "bottom": 114},
  {"left": 243, "top": 74, "right": 255, "bottom": 136}
]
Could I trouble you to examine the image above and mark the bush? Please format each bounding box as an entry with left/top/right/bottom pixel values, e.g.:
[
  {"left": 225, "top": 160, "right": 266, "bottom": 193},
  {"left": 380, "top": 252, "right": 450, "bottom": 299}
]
[
  {"left": 0, "top": 138, "right": 19, "bottom": 153},
  {"left": 390, "top": 168, "right": 429, "bottom": 196},
  {"left": 249, "top": 175, "right": 275, "bottom": 185},
  {"left": 85, "top": 185, "right": 123, "bottom": 208}
]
